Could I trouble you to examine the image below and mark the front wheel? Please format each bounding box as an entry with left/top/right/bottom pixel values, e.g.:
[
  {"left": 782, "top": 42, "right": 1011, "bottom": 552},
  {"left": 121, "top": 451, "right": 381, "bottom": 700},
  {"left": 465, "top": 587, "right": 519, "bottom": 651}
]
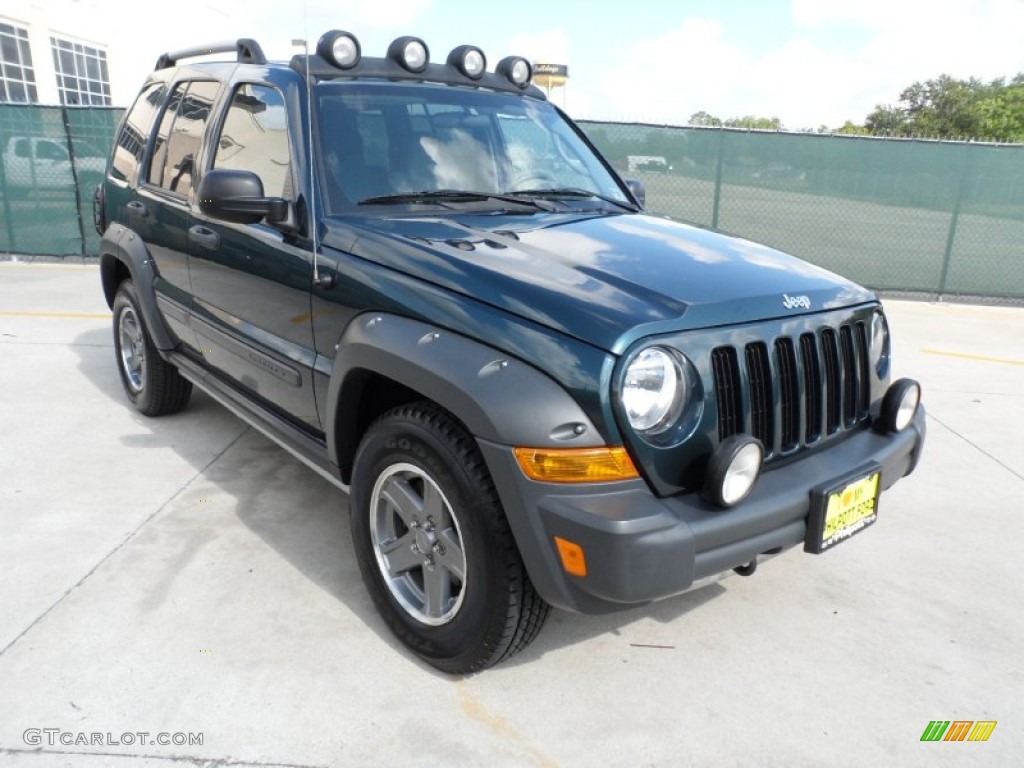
[
  {"left": 111, "top": 280, "right": 191, "bottom": 416},
  {"left": 350, "top": 402, "right": 549, "bottom": 673}
]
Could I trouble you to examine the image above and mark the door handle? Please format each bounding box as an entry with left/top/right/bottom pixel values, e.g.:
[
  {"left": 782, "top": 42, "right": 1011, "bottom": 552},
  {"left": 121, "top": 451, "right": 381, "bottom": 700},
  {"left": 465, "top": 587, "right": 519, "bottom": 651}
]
[
  {"left": 188, "top": 225, "right": 220, "bottom": 250},
  {"left": 126, "top": 201, "right": 148, "bottom": 217}
]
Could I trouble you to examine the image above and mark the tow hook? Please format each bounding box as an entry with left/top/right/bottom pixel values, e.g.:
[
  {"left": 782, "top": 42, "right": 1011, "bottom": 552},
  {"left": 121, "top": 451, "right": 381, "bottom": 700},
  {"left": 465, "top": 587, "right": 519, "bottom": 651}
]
[{"left": 733, "top": 558, "right": 757, "bottom": 577}]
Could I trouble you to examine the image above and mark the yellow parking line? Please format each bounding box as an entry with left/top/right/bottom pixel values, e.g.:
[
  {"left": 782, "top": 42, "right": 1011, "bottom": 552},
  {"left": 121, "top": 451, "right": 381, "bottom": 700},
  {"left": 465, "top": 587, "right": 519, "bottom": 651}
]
[
  {"left": 0, "top": 262, "right": 97, "bottom": 269},
  {"left": 922, "top": 349, "right": 1024, "bottom": 366},
  {"left": 0, "top": 310, "right": 109, "bottom": 319}
]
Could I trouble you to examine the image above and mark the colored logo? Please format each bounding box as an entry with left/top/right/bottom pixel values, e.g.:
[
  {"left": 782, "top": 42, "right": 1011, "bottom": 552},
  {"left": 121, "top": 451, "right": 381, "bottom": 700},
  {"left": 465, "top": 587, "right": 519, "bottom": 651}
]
[{"left": 920, "top": 720, "right": 997, "bottom": 742}]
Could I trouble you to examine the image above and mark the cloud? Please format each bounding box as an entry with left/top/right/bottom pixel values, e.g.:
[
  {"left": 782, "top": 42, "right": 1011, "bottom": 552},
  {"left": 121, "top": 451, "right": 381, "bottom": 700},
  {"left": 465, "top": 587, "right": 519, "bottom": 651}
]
[{"left": 572, "top": 2, "right": 1024, "bottom": 129}]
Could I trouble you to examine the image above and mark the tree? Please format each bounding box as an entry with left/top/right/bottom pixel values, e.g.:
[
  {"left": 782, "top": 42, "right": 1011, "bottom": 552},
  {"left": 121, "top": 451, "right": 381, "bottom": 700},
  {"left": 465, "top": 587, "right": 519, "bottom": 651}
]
[
  {"left": 723, "top": 115, "right": 783, "bottom": 130},
  {"left": 688, "top": 111, "right": 721, "bottom": 127}
]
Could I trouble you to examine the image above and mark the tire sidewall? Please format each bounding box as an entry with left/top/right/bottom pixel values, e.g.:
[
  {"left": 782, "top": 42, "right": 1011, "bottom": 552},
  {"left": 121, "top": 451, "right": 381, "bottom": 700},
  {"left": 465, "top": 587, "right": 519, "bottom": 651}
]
[
  {"left": 112, "top": 281, "right": 155, "bottom": 412},
  {"left": 351, "top": 413, "right": 505, "bottom": 667}
]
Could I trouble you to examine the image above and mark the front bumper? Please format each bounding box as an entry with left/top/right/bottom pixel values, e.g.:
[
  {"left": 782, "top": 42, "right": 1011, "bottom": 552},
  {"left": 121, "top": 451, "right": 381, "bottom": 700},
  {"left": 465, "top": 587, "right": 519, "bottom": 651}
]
[{"left": 479, "top": 406, "right": 926, "bottom": 614}]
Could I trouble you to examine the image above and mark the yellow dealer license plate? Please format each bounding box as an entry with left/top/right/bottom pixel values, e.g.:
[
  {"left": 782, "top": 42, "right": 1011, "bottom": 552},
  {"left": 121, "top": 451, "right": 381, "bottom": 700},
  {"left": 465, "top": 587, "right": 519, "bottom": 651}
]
[{"left": 805, "top": 471, "right": 881, "bottom": 554}]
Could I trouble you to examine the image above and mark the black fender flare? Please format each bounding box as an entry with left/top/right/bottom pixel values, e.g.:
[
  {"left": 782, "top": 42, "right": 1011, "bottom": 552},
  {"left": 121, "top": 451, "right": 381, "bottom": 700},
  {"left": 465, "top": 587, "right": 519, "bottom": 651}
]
[
  {"left": 326, "top": 313, "right": 604, "bottom": 471},
  {"left": 98, "top": 224, "right": 175, "bottom": 350}
]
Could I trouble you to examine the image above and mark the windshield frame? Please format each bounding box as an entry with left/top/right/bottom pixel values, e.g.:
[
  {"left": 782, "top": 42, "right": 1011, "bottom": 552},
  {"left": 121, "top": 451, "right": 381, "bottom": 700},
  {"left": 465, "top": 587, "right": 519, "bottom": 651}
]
[{"left": 313, "top": 78, "right": 634, "bottom": 215}]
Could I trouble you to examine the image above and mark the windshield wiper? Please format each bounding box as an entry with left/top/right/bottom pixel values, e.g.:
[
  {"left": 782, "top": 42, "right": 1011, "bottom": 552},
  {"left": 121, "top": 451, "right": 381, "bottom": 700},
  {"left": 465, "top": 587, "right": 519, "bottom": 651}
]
[
  {"left": 358, "top": 189, "right": 553, "bottom": 211},
  {"left": 508, "top": 187, "right": 639, "bottom": 211}
]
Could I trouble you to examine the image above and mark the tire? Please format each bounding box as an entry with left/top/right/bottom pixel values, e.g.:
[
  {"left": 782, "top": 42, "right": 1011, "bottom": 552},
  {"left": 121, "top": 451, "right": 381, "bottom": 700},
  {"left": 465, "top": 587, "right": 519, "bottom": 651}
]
[
  {"left": 111, "top": 279, "right": 192, "bottom": 416},
  {"left": 350, "top": 402, "right": 549, "bottom": 674}
]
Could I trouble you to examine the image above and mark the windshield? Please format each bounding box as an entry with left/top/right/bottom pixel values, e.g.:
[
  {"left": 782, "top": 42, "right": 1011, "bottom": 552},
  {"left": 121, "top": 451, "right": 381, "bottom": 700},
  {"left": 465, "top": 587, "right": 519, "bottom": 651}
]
[{"left": 315, "top": 80, "right": 630, "bottom": 212}]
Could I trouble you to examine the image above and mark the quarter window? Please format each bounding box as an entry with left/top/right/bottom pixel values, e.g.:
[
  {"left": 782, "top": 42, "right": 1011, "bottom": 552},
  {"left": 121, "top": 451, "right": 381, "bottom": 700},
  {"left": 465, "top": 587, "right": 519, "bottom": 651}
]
[
  {"left": 111, "top": 83, "right": 167, "bottom": 182},
  {"left": 213, "top": 84, "right": 291, "bottom": 198}
]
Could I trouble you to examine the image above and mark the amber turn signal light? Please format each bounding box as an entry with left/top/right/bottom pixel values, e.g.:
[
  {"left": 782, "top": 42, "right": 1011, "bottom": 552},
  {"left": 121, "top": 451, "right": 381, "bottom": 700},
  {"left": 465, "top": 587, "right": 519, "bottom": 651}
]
[
  {"left": 554, "top": 536, "right": 587, "bottom": 577},
  {"left": 513, "top": 446, "right": 639, "bottom": 483}
]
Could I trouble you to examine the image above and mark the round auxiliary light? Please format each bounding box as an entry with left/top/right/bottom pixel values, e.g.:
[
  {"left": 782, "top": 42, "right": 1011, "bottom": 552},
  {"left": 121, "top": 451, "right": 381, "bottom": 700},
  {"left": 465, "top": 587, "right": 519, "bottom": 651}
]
[
  {"left": 317, "top": 30, "right": 361, "bottom": 69},
  {"left": 703, "top": 436, "right": 764, "bottom": 508},
  {"left": 497, "top": 56, "right": 532, "bottom": 87},
  {"left": 448, "top": 45, "right": 487, "bottom": 79},
  {"left": 880, "top": 378, "right": 921, "bottom": 432},
  {"left": 388, "top": 36, "right": 429, "bottom": 73},
  {"left": 621, "top": 346, "right": 686, "bottom": 434}
]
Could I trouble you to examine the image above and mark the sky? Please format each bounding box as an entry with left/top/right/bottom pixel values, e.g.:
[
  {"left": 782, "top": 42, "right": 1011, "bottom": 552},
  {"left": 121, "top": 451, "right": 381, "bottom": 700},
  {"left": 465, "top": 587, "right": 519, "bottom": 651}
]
[{"left": 47, "top": 0, "right": 1024, "bottom": 129}]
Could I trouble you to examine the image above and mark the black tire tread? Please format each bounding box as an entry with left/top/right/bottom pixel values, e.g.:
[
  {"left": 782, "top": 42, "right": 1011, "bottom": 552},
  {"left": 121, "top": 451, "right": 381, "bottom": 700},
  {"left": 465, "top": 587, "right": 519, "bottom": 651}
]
[
  {"left": 113, "top": 279, "right": 192, "bottom": 417},
  {"left": 358, "top": 401, "right": 549, "bottom": 673}
]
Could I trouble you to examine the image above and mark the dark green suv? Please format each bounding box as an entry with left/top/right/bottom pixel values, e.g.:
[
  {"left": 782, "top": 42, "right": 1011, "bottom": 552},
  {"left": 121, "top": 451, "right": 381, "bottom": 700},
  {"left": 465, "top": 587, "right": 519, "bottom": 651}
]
[{"left": 96, "top": 33, "right": 926, "bottom": 673}]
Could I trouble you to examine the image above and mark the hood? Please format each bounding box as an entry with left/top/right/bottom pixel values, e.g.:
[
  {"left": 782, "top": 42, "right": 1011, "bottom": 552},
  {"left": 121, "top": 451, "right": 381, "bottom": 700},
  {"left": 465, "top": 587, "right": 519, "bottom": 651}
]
[{"left": 323, "top": 212, "right": 874, "bottom": 353}]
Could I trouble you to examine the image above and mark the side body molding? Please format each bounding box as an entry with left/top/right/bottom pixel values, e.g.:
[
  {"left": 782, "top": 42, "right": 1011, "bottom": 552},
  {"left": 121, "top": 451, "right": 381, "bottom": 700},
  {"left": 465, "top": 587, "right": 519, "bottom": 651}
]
[
  {"left": 98, "top": 224, "right": 176, "bottom": 350},
  {"left": 326, "top": 313, "right": 604, "bottom": 472}
]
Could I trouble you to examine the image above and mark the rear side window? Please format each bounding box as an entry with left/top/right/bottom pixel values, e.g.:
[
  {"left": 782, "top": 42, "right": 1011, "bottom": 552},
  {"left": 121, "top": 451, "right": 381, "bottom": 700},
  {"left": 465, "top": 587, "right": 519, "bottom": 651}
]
[
  {"left": 213, "top": 84, "right": 291, "bottom": 198},
  {"left": 110, "top": 82, "right": 166, "bottom": 181},
  {"left": 148, "top": 79, "right": 219, "bottom": 196}
]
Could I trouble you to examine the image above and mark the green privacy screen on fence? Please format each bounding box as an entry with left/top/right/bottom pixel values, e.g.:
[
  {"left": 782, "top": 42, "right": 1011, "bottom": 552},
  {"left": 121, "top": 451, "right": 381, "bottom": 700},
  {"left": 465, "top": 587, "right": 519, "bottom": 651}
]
[{"left": 0, "top": 105, "right": 1021, "bottom": 298}]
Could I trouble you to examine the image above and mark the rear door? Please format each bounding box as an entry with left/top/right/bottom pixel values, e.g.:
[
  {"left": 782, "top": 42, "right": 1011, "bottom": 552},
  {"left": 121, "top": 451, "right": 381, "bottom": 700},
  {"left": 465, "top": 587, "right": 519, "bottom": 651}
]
[{"left": 187, "top": 82, "right": 320, "bottom": 431}]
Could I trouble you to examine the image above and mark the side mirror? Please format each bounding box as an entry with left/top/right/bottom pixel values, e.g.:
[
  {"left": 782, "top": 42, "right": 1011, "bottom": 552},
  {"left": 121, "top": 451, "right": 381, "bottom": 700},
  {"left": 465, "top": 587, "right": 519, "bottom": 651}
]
[
  {"left": 625, "top": 178, "right": 646, "bottom": 209},
  {"left": 197, "top": 168, "right": 288, "bottom": 225}
]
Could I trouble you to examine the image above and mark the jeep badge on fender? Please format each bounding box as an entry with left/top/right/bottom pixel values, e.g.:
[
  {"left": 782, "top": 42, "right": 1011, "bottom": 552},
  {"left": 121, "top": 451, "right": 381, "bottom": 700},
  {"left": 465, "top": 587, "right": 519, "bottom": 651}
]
[{"left": 96, "top": 32, "right": 925, "bottom": 674}]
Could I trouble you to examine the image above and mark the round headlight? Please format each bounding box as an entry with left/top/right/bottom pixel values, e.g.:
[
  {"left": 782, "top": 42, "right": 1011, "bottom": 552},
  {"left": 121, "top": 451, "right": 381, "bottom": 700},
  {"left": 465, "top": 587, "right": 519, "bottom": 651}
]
[
  {"left": 622, "top": 347, "right": 686, "bottom": 434},
  {"left": 448, "top": 45, "right": 486, "bottom": 79},
  {"left": 870, "top": 310, "right": 890, "bottom": 378},
  {"left": 497, "top": 56, "right": 532, "bottom": 87},
  {"left": 388, "top": 36, "right": 429, "bottom": 73},
  {"left": 317, "top": 31, "right": 361, "bottom": 69}
]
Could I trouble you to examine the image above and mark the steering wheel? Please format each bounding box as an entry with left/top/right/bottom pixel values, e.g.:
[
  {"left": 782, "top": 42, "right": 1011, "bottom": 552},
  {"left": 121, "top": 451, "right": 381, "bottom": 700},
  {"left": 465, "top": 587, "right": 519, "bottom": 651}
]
[{"left": 508, "top": 170, "right": 558, "bottom": 191}]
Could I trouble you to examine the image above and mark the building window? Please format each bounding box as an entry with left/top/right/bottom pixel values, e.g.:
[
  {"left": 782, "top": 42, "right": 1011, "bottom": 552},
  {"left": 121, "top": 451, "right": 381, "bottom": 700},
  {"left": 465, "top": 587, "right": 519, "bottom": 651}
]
[
  {"left": 50, "top": 36, "right": 110, "bottom": 106},
  {"left": 0, "top": 22, "right": 38, "bottom": 103}
]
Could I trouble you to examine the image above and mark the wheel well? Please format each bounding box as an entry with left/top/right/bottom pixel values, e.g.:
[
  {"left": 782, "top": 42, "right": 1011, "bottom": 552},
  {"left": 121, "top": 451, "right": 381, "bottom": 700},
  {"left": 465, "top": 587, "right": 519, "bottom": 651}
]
[
  {"left": 100, "top": 255, "right": 130, "bottom": 308},
  {"left": 335, "top": 370, "right": 426, "bottom": 484}
]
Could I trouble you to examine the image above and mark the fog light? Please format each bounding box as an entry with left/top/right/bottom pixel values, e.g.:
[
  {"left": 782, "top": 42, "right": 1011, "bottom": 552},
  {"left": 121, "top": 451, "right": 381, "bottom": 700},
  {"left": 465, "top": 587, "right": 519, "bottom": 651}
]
[
  {"left": 448, "top": 45, "right": 486, "bottom": 79},
  {"left": 880, "top": 378, "right": 921, "bottom": 432},
  {"left": 704, "top": 436, "right": 763, "bottom": 507},
  {"left": 497, "top": 56, "right": 532, "bottom": 87},
  {"left": 317, "top": 30, "right": 361, "bottom": 69},
  {"left": 388, "top": 36, "right": 429, "bottom": 73}
]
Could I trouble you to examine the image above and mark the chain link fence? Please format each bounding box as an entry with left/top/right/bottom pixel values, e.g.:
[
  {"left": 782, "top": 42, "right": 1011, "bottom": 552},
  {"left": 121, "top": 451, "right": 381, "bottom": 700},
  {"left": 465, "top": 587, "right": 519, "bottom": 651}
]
[
  {"left": 1, "top": 106, "right": 1022, "bottom": 300},
  {"left": 581, "top": 121, "right": 1024, "bottom": 300},
  {"left": 0, "top": 104, "right": 123, "bottom": 257}
]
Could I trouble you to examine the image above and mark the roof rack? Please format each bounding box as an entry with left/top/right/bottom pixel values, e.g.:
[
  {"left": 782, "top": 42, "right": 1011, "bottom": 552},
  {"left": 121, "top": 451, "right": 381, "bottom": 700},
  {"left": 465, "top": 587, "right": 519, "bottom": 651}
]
[{"left": 155, "top": 38, "right": 266, "bottom": 70}]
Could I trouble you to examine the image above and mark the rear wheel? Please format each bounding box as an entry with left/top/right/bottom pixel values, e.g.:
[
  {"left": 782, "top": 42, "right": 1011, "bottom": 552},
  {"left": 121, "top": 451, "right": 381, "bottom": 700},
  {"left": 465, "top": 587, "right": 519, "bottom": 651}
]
[
  {"left": 350, "top": 402, "right": 549, "bottom": 673},
  {"left": 112, "top": 280, "right": 191, "bottom": 416}
]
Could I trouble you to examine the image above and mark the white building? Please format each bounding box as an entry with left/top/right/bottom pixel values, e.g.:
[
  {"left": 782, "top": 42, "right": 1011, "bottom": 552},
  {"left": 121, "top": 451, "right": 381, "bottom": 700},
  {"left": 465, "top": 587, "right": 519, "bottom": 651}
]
[{"left": 0, "top": 0, "right": 120, "bottom": 106}]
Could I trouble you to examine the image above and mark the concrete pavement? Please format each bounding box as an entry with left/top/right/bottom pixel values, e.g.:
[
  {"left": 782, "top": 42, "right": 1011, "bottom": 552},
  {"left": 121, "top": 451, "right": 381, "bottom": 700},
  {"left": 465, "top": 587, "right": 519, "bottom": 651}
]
[{"left": 1, "top": 261, "right": 1021, "bottom": 767}]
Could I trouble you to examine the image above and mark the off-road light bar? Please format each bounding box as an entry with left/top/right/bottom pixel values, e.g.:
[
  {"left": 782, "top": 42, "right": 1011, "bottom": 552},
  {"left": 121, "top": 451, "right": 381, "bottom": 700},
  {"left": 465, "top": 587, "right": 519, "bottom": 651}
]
[
  {"left": 388, "top": 36, "right": 429, "bottom": 73},
  {"left": 447, "top": 45, "right": 487, "bottom": 80},
  {"left": 497, "top": 56, "right": 532, "bottom": 87},
  {"left": 317, "top": 30, "right": 361, "bottom": 69},
  {"left": 704, "top": 435, "right": 764, "bottom": 508},
  {"left": 879, "top": 378, "right": 921, "bottom": 432}
]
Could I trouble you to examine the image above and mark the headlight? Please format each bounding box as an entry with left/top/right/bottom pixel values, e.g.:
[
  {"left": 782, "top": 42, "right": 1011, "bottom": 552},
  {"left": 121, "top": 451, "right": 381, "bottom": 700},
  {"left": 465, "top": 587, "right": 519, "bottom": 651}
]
[
  {"left": 622, "top": 346, "right": 686, "bottom": 434},
  {"left": 870, "top": 310, "right": 890, "bottom": 378}
]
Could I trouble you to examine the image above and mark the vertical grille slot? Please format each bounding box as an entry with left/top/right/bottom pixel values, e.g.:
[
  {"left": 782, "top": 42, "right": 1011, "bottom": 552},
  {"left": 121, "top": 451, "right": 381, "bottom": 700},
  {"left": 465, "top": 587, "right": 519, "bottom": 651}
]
[
  {"left": 775, "top": 337, "right": 799, "bottom": 451},
  {"left": 799, "top": 333, "right": 821, "bottom": 442},
  {"left": 711, "top": 346, "right": 742, "bottom": 440},
  {"left": 855, "top": 322, "right": 870, "bottom": 415},
  {"left": 745, "top": 342, "right": 773, "bottom": 450},
  {"left": 821, "top": 328, "right": 841, "bottom": 434},
  {"left": 840, "top": 325, "right": 858, "bottom": 426}
]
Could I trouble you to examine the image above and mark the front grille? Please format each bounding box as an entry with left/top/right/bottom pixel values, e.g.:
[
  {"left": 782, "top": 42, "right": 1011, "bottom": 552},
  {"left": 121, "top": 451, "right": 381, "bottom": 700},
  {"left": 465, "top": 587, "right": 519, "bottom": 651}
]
[{"left": 711, "top": 321, "right": 871, "bottom": 457}]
